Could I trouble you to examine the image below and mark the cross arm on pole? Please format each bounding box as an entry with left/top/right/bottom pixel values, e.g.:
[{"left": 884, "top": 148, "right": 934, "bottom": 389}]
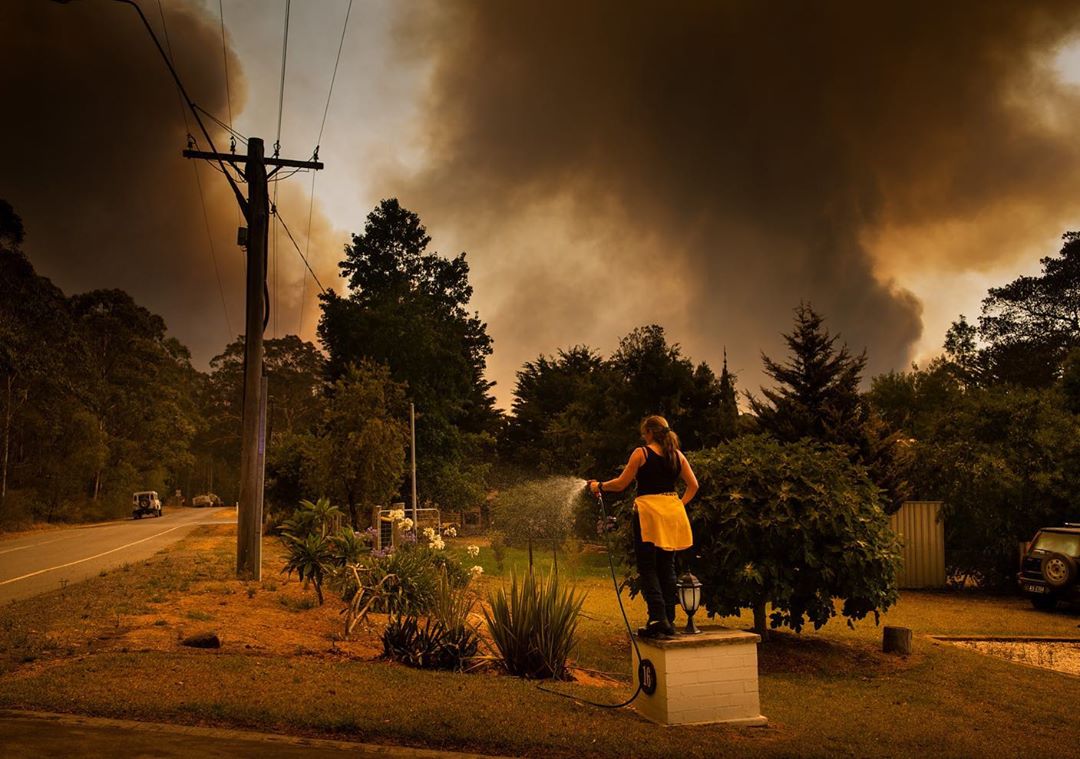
[{"left": 182, "top": 150, "right": 324, "bottom": 171}]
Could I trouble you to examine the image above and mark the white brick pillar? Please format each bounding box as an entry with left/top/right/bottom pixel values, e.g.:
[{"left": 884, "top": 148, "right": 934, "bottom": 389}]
[{"left": 631, "top": 628, "right": 767, "bottom": 726}]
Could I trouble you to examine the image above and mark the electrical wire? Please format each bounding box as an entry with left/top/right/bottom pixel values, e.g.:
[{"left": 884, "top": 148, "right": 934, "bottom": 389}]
[
  {"left": 316, "top": 0, "right": 353, "bottom": 149},
  {"left": 155, "top": 0, "right": 233, "bottom": 340},
  {"left": 297, "top": 169, "right": 316, "bottom": 335},
  {"left": 273, "top": 205, "right": 327, "bottom": 296},
  {"left": 300, "top": 0, "right": 353, "bottom": 335},
  {"left": 218, "top": 0, "right": 233, "bottom": 130},
  {"left": 194, "top": 104, "right": 247, "bottom": 146},
  {"left": 154, "top": 0, "right": 192, "bottom": 138},
  {"left": 191, "top": 159, "right": 235, "bottom": 338},
  {"left": 274, "top": 0, "right": 291, "bottom": 157}
]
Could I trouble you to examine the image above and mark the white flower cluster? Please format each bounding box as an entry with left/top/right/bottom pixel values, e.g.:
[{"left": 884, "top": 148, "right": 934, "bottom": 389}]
[
  {"left": 469, "top": 565, "right": 484, "bottom": 577},
  {"left": 422, "top": 526, "right": 445, "bottom": 550},
  {"left": 466, "top": 545, "right": 480, "bottom": 558},
  {"left": 386, "top": 509, "right": 414, "bottom": 533},
  {"left": 443, "top": 526, "right": 457, "bottom": 538}
]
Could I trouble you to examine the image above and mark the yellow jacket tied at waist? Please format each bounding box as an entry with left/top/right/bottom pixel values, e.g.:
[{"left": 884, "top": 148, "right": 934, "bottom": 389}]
[{"left": 634, "top": 494, "right": 693, "bottom": 551}]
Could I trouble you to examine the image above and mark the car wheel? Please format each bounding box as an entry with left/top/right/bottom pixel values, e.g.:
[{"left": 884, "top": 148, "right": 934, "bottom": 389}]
[
  {"left": 1040, "top": 552, "right": 1077, "bottom": 589},
  {"left": 133, "top": 512, "right": 141, "bottom": 519},
  {"left": 1030, "top": 595, "right": 1058, "bottom": 611}
]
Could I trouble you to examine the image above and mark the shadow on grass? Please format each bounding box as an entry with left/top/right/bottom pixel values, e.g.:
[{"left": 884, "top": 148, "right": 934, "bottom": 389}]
[{"left": 755, "top": 629, "right": 915, "bottom": 679}]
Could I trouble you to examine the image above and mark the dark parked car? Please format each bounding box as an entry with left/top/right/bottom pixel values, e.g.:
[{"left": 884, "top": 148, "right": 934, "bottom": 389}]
[{"left": 1018, "top": 524, "right": 1080, "bottom": 610}]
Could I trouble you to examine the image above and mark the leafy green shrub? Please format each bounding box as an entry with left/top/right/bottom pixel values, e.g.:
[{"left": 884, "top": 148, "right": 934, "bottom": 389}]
[
  {"left": 381, "top": 571, "right": 480, "bottom": 671},
  {"left": 690, "top": 436, "right": 901, "bottom": 634},
  {"left": 483, "top": 570, "right": 584, "bottom": 679}
]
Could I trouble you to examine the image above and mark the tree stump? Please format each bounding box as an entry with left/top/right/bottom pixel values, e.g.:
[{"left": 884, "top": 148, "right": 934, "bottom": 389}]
[{"left": 882, "top": 626, "right": 912, "bottom": 655}]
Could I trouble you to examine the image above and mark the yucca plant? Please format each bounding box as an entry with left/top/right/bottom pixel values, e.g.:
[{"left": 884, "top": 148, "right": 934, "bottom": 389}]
[{"left": 483, "top": 569, "right": 585, "bottom": 679}]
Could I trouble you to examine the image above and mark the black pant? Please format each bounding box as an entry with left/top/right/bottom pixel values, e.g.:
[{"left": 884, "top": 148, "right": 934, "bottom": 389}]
[{"left": 633, "top": 510, "right": 677, "bottom": 623}]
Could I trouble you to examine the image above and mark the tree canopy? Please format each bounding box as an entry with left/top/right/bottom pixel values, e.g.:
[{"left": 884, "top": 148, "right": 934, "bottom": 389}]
[
  {"left": 319, "top": 199, "right": 497, "bottom": 508},
  {"left": 503, "top": 325, "right": 742, "bottom": 478}
]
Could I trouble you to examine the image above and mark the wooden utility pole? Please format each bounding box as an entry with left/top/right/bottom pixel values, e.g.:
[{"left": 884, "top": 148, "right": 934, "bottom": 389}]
[
  {"left": 56, "top": 0, "right": 324, "bottom": 580},
  {"left": 184, "top": 137, "right": 322, "bottom": 580}
]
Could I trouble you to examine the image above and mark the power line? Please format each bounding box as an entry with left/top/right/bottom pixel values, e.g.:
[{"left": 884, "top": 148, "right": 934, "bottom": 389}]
[
  {"left": 273, "top": 204, "right": 327, "bottom": 296},
  {"left": 191, "top": 158, "right": 235, "bottom": 338},
  {"left": 155, "top": 0, "right": 233, "bottom": 339},
  {"left": 297, "top": 169, "right": 316, "bottom": 335},
  {"left": 154, "top": 0, "right": 192, "bottom": 138},
  {"left": 300, "top": 0, "right": 354, "bottom": 335},
  {"left": 316, "top": 0, "right": 353, "bottom": 149},
  {"left": 272, "top": 0, "right": 292, "bottom": 337},
  {"left": 274, "top": 0, "right": 291, "bottom": 157},
  {"left": 218, "top": 0, "right": 233, "bottom": 130},
  {"left": 194, "top": 104, "right": 247, "bottom": 147}
]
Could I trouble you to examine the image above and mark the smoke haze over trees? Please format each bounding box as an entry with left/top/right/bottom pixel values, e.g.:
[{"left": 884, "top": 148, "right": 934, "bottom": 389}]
[{"left": 387, "top": 0, "right": 1080, "bottom": 404}]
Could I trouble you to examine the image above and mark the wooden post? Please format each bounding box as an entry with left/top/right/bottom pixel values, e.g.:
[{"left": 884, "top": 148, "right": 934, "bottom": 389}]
[
  {"left": 236, "top": 137, "right": 268, "bottom": 581},
  {"left": 883, "top": 626, "right": 913, "bottom": 655},
  {"left": 410, "top": 402, "right": 418, "bottom": 527}
]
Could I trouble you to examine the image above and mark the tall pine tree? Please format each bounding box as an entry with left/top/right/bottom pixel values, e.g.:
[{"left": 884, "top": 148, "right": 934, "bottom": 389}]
[
  {"left": 750, "top": 304, "right": 866, "bottom": 446},
  {"left": 751, "top": 304, "right": 909, "bottom": 511}
]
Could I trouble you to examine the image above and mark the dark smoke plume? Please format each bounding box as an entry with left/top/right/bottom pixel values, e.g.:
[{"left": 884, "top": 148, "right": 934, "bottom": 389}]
[
  {"left": 0, "top": 0, "right": 340, "bottom": 359},
  {"left": 388, "top": 0, "right": 1080, "bottom": 396}
]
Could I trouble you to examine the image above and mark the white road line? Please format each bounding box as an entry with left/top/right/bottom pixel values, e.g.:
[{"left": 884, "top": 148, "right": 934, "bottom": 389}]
[
  {"left": 0, "top": 523, "right": 192, "bottom": 586},
  {"left": 0, "top": 534, "right": 81, "bottom": 556}
]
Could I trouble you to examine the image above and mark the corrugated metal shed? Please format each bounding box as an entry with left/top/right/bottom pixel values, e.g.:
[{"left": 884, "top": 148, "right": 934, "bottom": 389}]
[{"left": 889, "top": 501, "right": 946, "bottom": 588}]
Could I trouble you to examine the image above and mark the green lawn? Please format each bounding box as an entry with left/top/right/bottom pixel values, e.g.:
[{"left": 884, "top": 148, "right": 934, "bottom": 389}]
[{"left": 1, "top": 528, "right": 1078, "bottom": 758}]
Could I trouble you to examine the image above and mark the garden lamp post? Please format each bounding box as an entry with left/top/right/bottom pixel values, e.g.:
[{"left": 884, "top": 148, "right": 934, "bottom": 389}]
[{"left": 677, "top": 572, "right": 703, "bottom": 634}]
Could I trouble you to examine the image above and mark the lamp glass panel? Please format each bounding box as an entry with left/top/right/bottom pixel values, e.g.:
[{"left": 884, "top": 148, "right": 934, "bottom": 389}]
[{"left": 678, "top": 585, "right": 691, "bottom": 611}]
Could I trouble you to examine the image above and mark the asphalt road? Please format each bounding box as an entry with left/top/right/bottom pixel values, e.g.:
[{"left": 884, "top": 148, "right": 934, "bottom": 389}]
[{"left": 0, "top": 506, "right": 234, "bottom": 603}]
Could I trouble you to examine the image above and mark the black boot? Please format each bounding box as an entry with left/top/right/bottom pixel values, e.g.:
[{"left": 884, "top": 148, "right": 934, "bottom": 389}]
[{"left": 638, "top": 618, "right": 675, "bottom": 639}]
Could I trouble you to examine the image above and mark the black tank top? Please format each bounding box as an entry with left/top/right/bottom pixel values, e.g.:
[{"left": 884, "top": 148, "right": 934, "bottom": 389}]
[{"left": 636, "top": 447, "right": 681, "bottom": 496}]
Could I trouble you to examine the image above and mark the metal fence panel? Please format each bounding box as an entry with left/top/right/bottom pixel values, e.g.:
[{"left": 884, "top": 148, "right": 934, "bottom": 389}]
[{"left": 889, "top": 501, "right": 946, "bottom": 588}]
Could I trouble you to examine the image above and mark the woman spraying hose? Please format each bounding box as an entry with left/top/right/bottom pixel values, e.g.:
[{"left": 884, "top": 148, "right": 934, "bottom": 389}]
[{"left": 589, "top": 415, "right": 698, "bottom": 638}]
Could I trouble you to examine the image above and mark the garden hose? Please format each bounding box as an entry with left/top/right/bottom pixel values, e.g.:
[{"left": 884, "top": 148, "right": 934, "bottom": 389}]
[{"left": 535, "top": 487, "right": 645, "bottom": 709}]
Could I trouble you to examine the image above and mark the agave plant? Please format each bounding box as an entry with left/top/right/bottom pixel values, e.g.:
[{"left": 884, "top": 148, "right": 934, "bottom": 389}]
[{"left": 483, "top": 569, "right": 585, "bottom": 679}]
